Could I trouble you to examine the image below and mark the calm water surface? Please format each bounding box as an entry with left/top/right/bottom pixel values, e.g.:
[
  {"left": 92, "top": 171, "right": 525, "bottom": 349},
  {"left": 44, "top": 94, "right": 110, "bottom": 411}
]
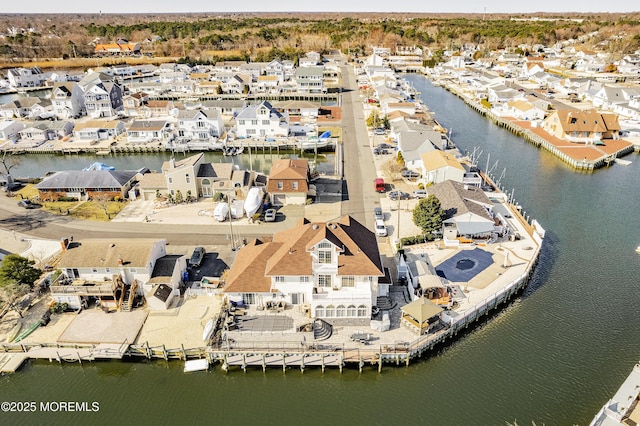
[{"left": 1, "top": 75, "right": 639, "bottom": 425}]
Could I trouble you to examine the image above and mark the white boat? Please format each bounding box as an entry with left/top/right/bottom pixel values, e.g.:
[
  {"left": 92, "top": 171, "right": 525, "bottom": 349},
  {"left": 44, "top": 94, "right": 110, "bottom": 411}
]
[
  {"left": 244, "top": 187, "right": 263, "bottom": 218},
  {"left": 636, "top": 245, "right": 640, "bottom": 254},
  {"left": 298, "top": 130, "right": 332, "bottom": 151},
  {"left": 202, "top": 318, "right": 215, "bottom": 341},
  {"left": 184, "top": 358, "right": 209, "bottom": 373}
]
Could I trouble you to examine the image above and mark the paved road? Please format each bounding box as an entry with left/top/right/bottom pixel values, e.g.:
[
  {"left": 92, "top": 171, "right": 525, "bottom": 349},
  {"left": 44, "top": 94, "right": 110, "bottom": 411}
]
[{"left": 337, "top": 57, "right": 381, "bottom": 229}]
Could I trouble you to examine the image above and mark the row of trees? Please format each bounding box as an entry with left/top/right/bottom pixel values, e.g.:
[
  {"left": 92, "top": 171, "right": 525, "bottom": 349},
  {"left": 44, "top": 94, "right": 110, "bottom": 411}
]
[{"left": 3, "top": 14, "right": 639, "bottom": 63}]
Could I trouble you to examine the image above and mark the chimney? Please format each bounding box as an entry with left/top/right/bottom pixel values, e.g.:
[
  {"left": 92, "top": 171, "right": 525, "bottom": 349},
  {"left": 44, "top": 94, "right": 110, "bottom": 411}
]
[{"left": 117, "top": 258, "right": 124, "bottom": 266}]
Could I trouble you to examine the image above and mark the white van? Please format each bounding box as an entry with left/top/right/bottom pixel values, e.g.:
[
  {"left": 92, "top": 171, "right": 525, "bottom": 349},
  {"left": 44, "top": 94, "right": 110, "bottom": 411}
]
[
  {"left": 213, "top": 202, "right": 229, "bottom": 222},
  {"left": 375, "top": 219, "right": 387, "bottom": 237}
]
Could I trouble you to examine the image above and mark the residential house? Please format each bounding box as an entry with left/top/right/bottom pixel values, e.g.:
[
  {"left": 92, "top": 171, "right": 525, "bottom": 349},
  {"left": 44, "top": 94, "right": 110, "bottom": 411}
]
[
  {"left": 0, "top": 97, "right": 49, "bottom": 119},
  {"left": 265, "top": 59, "right": 286, "bottom": 83},
  {"left": 266, "top": 159, "right": 309, "bottom": 206},
  {"left": 501, "top": 99, "right": 547, "bottom": 121},
  {"left": 200, "top": 99, "right": 246, "bottom": 117},
  {"left": 141, "top": 100, "right": 175, "bottom": 118},
  {"left": 36, "top": 168, "right": 143, "bottom": 201},
  {"left": 542, "top": 109, "right": 621, "bottom": 143},
  {"left": 175, "top": 108, "right": 224, "bottom": 140},
  {"left": 299, "top": 51, "right": 321, "bottom": 67},
  {"left": 52, "top": 238, "right": 166, "bottom": 311},
  {"left": 51, "top": 82, "right": 84, "bottom": 119},
  {"left": 78, "top": 72, "right": 124, "bottom": 118},
  {"left": 126, "top": 119, "right": 173, "bottom": 143},
  {"left": 295, "top": 66, "right": 325, "bottom": 93},
  {"left": 428, "top": 180, "right": 497, "bottom": 246},
  {"left": 223, "top": 215, "right": 385, "bottom": 324},
  {"left": 419, "top": 150, "right": 466, "bottom": 185},
  {"left": 17, "top": 122, "right": 57, "bottom": 147},
  {"left": 94, "top": 42, "right": 141, "bottom": 56},
  {"left": 235, "top": 101, "right": 289, "bottom": 138},
  {"left": 6, "top": 67, "right": 45, "bottom": 88},
  {"left": 0, "top": 120, "right": 25, "bottom": 141},
  {"left": 122, "top": 92, "right": 150, "bottom": 117},
  {"left": 72, "top": 119, "right": 126, "bottom": 141},
  {"left": 592, "top": 86, "right": 640, "bottom": 111}
]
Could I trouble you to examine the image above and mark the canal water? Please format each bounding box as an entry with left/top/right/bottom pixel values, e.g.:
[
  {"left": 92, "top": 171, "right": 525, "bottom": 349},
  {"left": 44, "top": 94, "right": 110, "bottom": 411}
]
[{"left": 2, "top": 75, "right": 639, "bottom": 425}]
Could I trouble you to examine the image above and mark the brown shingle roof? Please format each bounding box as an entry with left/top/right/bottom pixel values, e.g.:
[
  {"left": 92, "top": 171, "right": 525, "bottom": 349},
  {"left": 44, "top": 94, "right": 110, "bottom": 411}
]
[
  {"left": 58, "top": 239, "right": 163, "bottom": 269},
  {"left": 223, "top": 238, "right": 279, "bottom": 293}
]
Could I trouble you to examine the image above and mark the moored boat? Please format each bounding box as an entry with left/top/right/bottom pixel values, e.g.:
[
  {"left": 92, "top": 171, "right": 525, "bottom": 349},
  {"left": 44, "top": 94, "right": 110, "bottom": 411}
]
[{"left": 202, "top": 318, "right": 215, "bottom": 342}]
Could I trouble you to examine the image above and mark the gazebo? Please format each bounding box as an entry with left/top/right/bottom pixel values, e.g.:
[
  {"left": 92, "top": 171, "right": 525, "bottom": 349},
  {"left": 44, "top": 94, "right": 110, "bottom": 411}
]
[{"left": 401, "top": 297, "right": 444, "bottom": 335}]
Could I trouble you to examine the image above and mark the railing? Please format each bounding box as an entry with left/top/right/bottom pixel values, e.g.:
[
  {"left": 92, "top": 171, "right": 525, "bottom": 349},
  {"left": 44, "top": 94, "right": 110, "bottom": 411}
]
[{"left": 50, "top": 284, "right": 114, "bottom": 296}]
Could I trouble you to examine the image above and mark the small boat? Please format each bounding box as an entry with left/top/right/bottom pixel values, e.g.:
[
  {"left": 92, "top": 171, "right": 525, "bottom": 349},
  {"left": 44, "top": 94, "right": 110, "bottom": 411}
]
[
  {"left": 636, "top": 245, "right": 640, "bottom": 254},
  {"left": 14, "top": 320, "right": 41, "bottom": 343},
  {"left": 244, "top": 187, "right": 263, "bottom": 218},
  {"left": 202, "top": 318, "right": 215, "bottom": 341},
  {"left": 7, "top": 322, "right": 22, "bottom": 343},
  {"left": 184, "top": 358, "right": 209, "bottom": 373}
]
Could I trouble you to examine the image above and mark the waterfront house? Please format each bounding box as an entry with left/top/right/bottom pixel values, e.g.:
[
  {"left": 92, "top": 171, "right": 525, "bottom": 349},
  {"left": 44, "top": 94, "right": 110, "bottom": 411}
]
[
  {"left": 6, "top": 67, "right": 45, "bottom": 88},
  {"left": 428, "top": 180, "right": 497, "bottom": 245},
  {"left": 122, "top": 92, "right": 150, "bottom": 117},
  {"left": 51, "top": 82, "right": 84, "bottom": 119},
  {"left": 500, "top": 100, "right": 547, "bottom": 121},
  {"left": 78, "top": 72, "right": 124, "bottom": 118},
  {"left": 72, "top": 119, "right": 126, "bottom": 141},
  {"left": 175, "top": 108, "right": 225, "bottom": 141},
  {"left": 52, "top": 238, "right": 166, "bottom": 311},
  {"left": 17, "top": 122, "right": 57, "bottom": 147},
  {"left": 294, "top": 66, "right": 325, "bottom": 94},
  {"left": 223, "top": 215, "right": 385, "bottom": 324},
  {"left": 0, "top": 120, "right": 25, "bottom": 142},
  {"left": 266, "top": 159, "right": 309, "bottom": 206},
  {"left": 126, "top": 119, "right": 173, "bottom": 144},
  {"left": 235, "top": 101, "right": 289, "bottom": 138},
  {"left": 542, "top": 109, "right": 621, "bottom": 144},
  {"left": 142, "top": 100, "right": 175, "bottom": 117},
  {"left": 35, "top": 168, "right": 143, "bottom": 201},
  {"left": 419, "top": 150, "right": 466, "bottom": 186},
  {"left": 200, "top": 99, "right": 246, "bottom": 117},
  {"left": 592, "top": 86, "right": 640, "bottom": 111},
  {"left": 265, "top": 59, "right": 286, "bottom": 83},
  {"left": 0, "top": 97, "right": 48, "bottom": 119}
]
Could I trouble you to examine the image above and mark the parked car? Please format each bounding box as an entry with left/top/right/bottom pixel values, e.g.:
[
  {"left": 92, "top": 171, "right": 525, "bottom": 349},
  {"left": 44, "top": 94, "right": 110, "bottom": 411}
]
[
  {"left": 17, "top": 199, "right": 37, "bottom": 209},
  {"left": 264, "top": 208, "right": 277, "bottom": 222},
  {"left": 189, "top": 247, "right": 206, "bottom": 268},
  {"left": 375, "top": 219, "right": 387, "bottom": 237},
  {"left": 374, "top": 207, "right": 383, "bottom": 221},
  {"left": 412, "top": 190, "right": 428, "bottom": 199},
  {"left": 376, "top": 143, "right": 394, "bottom": 150},
  {"left": 388, "top": 191, "right": 410, "bottom": 201},
  {"left": 401, "top": 169, "right": 420, "bottom": 179},
  {"left": 373, "top": 147, "right": 389, "bottom": 155}
]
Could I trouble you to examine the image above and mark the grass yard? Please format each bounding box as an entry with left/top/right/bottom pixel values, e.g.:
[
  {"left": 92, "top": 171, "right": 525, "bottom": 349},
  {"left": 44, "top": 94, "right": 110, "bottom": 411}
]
[{"left": 14, "top": 184, "right": 125, "bottom": 221}]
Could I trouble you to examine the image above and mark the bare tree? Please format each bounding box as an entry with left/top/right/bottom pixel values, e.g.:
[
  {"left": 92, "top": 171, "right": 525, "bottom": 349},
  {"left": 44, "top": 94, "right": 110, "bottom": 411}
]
[
  {"left": 0, "top": 282, "right": 31, "bottom": 319},
  {"left": 0, "top": 150, "right": 21, "bottom": 175},
  {"left": 91, "top": 192, "right": 114, "bottom": 219}
]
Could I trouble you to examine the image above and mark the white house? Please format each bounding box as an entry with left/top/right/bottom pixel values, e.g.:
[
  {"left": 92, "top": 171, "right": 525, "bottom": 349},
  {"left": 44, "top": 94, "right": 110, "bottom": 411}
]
[
  {"left": 6, "top": 67, "right": 45, "bottom": 88},
  {"left": 51, "top": 82, "right": 84, "bottom": 119},
  {"left": 126, "top": 119, "right": 173, "bottom": 143},
  {"left": 235, "top": 101, "right": 289, "bottom": 138},
  {"left": 224, "top": 216, "right": 385, "bottom": 325},
  {"left": 52, "top": 239, "right": 168, "bottom": 311},
  {"left": 78, "top": 72, "right": 124, "bottom": 118}
]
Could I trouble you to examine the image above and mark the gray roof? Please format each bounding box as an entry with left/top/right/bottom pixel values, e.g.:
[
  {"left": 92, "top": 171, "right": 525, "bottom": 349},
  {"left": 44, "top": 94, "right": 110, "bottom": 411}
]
[
  {"left": 236, "top": 101, "right": 283, "bottom": 120},
  {"left": 151, "top": 254, "right": 182, "bottom": 278},
  {"left": 428, "top": 180, "right": 493, "bottom": 222},
  {"left": 36, "top": 170, "right": 140, "bottom": 190}
]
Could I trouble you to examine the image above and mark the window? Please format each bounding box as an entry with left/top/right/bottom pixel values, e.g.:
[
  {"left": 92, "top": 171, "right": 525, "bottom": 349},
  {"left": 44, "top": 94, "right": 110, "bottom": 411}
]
[
  {"left": 262, "top": 120, "right": 270, "bottom": 125},
  {"left": 300, "top": 276, "right": 309, "bottom": 282},
  {"left": 242, "top": 293, "right": 256, "bottom": 305},
  {"left": 318, "top": 250, "right": 331, "bottom": 264},
  {"left": 292, "top": 181, "right": 298, "bottom": 190},
  {"left": 341, "top": 276, "right": 355, "bottom": 287},
  {"left": 92, "top": 268, "right": 98, "bottom": 273},
  {"left": 168, "top": 177, "right": 173, "bottom": 184},
  {"left": 318, "top": 242, "right": 331, "bottom": 249},
  {"left": 315, "top": 305, "right": 324, "bottom": 317},
  {"left": 336, "top": 305, "right": 346, "bottom": 317},
  {"left": 357, "top": 305, "right": 367, "bottom": 317},
  {"left": 325, "top": 305, "right": 335, "bottom": 317},
  {"left": 251, "top": 120, "right": 258, "bottom": 125},
  {"left": 275, "top": 276, "right": 285, "bottom": 283},
  {"left": 317, "top": 275, "right": 332, "bottom": 287},
  {"left": 186, "top": 174, "right": 190, "bottom": 184},
  {"left": 347, "top": 305, "right": 356, "bottom": 317},
  {"left": 105, "top": 268, "right": 111, "bottom": 274},
  {"left": 130, "top": 268, "right": 137, "bottom": 273},
  {"left": 277, "top": 181, "right": 283, "bottom": 190}
]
